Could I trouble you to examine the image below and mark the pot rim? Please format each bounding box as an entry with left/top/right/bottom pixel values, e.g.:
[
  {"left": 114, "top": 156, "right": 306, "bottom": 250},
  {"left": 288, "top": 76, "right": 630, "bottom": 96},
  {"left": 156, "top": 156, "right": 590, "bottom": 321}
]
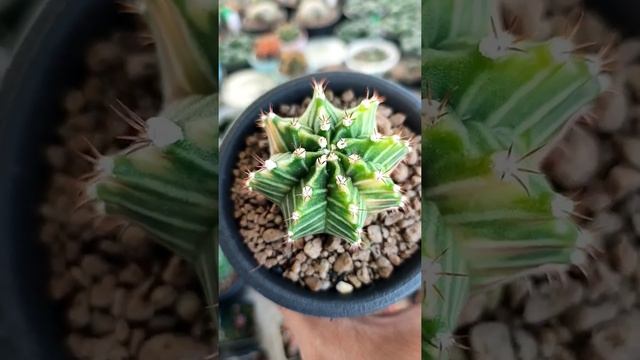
[{"left": 219, "top": 71, "right": 421, "bottom": 318}]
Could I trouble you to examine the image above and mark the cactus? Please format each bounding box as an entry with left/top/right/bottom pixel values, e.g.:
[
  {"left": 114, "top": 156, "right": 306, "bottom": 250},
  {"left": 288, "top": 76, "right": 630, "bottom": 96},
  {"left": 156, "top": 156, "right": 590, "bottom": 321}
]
[
  {"left": 340, "top": 0, "right": 420, "bottom": 57},
  {"left": 138, "top": 0, "right": 216, "bottom": 102},
  {"left": 85, "top": 94, "right": 218, "bottom": 304},
  {"left": 90, "top": 0, "right": 218, "bottom": 341},
  {"left": 279, "top": 51, "right": 308, "bottom": 77},
  {"left": 220, "top": 34, "right": 254, "bottom": 72},
  {"left": 422, "top": 0, "right": 611, "bottom": 358},
  {"left": 343, "top": 0, "right": 418, "bottom": 20},
  {"left": 254, "top": 34, "right": 281, "bottom": 60},
  {"left": 276, "top": 23, "right": 302, "bottom": 44},
  {"left": 336, "top": 19, "right": 380, "bottom": 43},
  {"left": 295, "top": 0, "right": 339, "bottom": 29},
  {"left": 246, "top": 81, "right": 411, "bottom": 244},
  {"left": 243, "top": 1, "right": 286, "bottom": 32}
]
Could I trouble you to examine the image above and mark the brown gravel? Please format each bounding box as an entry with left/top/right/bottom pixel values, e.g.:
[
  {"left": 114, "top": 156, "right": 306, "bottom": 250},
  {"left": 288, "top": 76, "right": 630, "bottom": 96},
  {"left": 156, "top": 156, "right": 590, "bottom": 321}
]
[
  {"left": 39, "top": 29, "right": 213, "bottom": 358},
  {"left": 230, "top": 90, "right": 422, "bottom": 292}
]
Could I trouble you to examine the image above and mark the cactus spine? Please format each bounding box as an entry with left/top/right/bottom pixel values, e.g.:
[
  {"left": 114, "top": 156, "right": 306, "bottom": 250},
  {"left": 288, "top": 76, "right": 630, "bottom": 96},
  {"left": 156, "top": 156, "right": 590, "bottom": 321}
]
[
  {"left": 247, "top": 81, "right": 411, "bottom": 244},
  {"left": 422, "top": 0, "right": 610, "bottom": 357}
]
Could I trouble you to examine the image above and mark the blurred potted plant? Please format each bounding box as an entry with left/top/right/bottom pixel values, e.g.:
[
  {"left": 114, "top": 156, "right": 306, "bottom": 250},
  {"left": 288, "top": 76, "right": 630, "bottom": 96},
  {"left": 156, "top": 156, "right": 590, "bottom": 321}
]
[
  {"left": 336, "top": 18, "right": 380, "bottom": 43},
  {"left": 249, "top": 33, "right": 281, "bottom": 73},
  {"left": 303, "top": 36, "right": 348, "bottom": 71},
  {"left": 276, "top": 22, "right": 307, "bottom": 52},
  {"left": 242, "top": 0, "right": 286, "bottom": 33},
  {"left": 278, "top": 50, "right": 308, "bottom": 78},
  {"left": 294, "top": 0, "right": 341, "bottom": 36},
  {"left": 345, "top": 39, "right": 400, "bottom": 76},
  {"left": 220, "top": 33, "right": 254, "bottom": 73}
]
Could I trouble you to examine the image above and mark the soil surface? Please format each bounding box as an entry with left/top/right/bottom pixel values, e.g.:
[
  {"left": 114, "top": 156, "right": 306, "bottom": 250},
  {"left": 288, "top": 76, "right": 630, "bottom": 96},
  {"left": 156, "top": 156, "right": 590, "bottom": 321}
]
[
  {"left": 231, "top": 90, "right": 422, "bottom": 292},
  {"left": 40, "top": 29, "right": 213, "bottom": 359}
]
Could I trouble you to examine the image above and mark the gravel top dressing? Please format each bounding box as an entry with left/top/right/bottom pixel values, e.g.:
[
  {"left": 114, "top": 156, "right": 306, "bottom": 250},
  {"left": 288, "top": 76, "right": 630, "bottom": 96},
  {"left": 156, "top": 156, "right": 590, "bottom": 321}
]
[{"left": 230, "top": 89, "right": 421, "bottom": 293}]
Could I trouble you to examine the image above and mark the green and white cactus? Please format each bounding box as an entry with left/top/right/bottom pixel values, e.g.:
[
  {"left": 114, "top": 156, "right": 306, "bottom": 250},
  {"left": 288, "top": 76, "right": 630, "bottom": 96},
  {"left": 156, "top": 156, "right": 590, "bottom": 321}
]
[
  {"left": 85, "top": 95, "right": 217, "bottom": 305},
  {"left": 139, "top": 0, "right": 216, "bottom": 102},
  {"left": 422, "top": 0, "right": 611, "bottom": 357},
  {"left": 247, "top": 81, "right": 411, "bottom": 244},
  {"left": 86, "top": 0, "right": 218, "bottom": 332}
]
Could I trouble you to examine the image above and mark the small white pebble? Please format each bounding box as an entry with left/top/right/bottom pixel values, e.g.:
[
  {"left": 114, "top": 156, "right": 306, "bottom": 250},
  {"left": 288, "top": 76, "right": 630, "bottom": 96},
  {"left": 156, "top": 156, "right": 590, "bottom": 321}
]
[{"left": 336, "top": 281, "right": 354, "bottom": 294}]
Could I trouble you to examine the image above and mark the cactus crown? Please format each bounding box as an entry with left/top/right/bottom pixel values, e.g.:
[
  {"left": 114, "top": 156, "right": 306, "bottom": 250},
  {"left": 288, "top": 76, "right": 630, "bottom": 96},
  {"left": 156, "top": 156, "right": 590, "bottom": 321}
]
[{"left": 247, "top": 81, "right": 411, "bottom": 244}]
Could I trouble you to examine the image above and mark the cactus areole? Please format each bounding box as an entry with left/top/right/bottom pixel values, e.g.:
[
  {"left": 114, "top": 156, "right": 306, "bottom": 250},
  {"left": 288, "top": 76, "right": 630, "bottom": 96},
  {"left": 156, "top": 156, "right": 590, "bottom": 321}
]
[{"left": 247, "top": 80, "right": 411, "bottom": 244}]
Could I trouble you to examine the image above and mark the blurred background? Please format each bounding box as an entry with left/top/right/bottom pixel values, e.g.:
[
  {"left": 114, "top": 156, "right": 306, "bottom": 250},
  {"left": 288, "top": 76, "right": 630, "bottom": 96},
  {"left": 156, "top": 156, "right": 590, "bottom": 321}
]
[{"left": 218, "top": 0, "right": 420, "bottom": 132}]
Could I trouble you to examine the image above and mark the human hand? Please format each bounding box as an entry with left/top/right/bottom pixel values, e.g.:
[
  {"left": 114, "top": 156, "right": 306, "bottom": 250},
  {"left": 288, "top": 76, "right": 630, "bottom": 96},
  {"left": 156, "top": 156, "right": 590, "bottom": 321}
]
[{"left": 280, "top": 300, "right": 420, "bottom": 360}]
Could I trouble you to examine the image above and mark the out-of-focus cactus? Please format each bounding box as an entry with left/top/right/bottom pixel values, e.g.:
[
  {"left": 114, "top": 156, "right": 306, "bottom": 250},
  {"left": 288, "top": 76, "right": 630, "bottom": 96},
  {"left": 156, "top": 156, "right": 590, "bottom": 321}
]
[
  {"left": 399, "top": 30, "right": 421, "bottom": 58},
  {"left": 279, "top": 51, "right": 307, "bottom": 77},
  {"left": 242, "top": 1, "right": 286, "bottom": 32},
  {"left": 247, "top": 81, "right": 410, "bottom": 244},
  {"left": 422, "top": 0, "right": 611, "bottom": 358},
  {"left": 139, "top": 0, "right": 216, "bottom": 102},
  {"left": 276, "top": 23, "right": 302, "bottom": 43},
  {"left": 254, "top": 34, "right": 281, "bottom": 60},
  {"left": 220, "top": 34, "right": 254, "bottom": 72},
  {"left": 295, "top": 0, "right": 339, "bottom": 29},
  {"left": 336, "top": 19, "right": 380, "bottom": 43},
  {"left": 343, "top": 0, "right": 418, "bottom": 20},
  {"left": 85, "top": 95, "right": 218, "bottom": 306},
  {"left": 89, "top": 0, "right": 219, "bottom": 347},
  {"left": 340, "top": 0, "right": 420, "bottom": 57}
]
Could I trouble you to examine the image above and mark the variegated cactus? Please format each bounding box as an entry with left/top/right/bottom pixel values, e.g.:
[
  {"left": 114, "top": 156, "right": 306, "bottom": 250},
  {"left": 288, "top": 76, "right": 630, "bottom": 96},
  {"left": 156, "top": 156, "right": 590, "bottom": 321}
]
[
  {"left": 137, "top": 0, "right": 216, "bottom": 102},
  {"left": 84, "top": 95, "right": 218, "bottom": 305},
  {"left": 247, "top": 81, "right": 411, "bottom": 244},
  {"left": 85, "top": 0, "right": 218, "bottom": 331},
  {"left": 422, "top": 0, "right": 611, "bottom": 357}
]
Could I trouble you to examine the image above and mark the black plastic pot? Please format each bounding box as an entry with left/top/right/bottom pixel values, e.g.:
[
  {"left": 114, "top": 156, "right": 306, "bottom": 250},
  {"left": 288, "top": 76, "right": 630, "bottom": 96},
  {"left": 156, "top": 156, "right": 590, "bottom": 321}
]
[
  {"left": 0, "top": 0, "right": 125, "bottom": 358},
  {"left": 295, "top": 2, "right": 344, "bottom": 38},
  {"left": 303, "top": 23, "right": 339, "bottom": 38},
  {"left": 219, "top": 72, "right": 421, "bottom": 318},
  {"left": 585, "top": 0, "right": 640, "bottom": 37}
]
